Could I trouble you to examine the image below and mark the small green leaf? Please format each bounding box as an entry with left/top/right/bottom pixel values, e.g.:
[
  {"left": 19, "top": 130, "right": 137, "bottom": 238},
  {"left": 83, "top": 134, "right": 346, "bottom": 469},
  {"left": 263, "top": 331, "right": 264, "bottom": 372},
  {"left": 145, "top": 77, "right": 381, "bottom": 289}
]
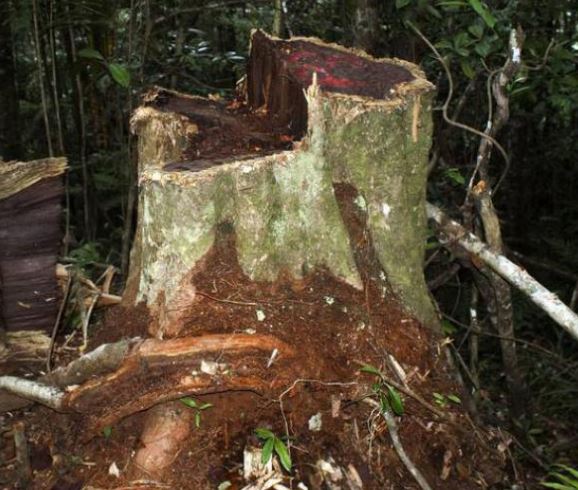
[
  {"left": 426, "top": 5, "right": 442, "bottom": 18},
  {"left": 445, "top": 167, "right": 466, "bottom": 185},
  {"left": 102, "top": 426, "right": 113, "bottom": 439},
  {"left": 433, "top": 392, "right": 445, "bottom": 403},
  {"left": 387, "top": 386, "right": 405, "bottom": 416},
  {"left": 396, "top": 0, "right": 411, "bottom": 8},
  {"left": 468, "top": 24, "right": 484, "bottom": 39},
  {"left": 78, "top": 47, "right": 105, "bottom": 61},
  {"left": 447, "top": 394, "right": 462, "bottom": 404},
  {"left": 255, "top": 428, "right": 276, "bottom": 440},
  {"left": 199, "top": 403, "right": 213, "bottom": 410},
  {"left": 550, "top": 472, "right": 578, "bottom": 488},
  {"left": 541, "top": 483, "right": 575, "bottom": 490},
  {"left": 453, "top": 31, "right": 473, "bottom": 48},
  {"left": 360, "top": 364, "right": 383, "bottom": 377},
  {"left": 180, "top": 397, "right": 199, "bottom": 409},
  {"left": 474, "top": 39, "right": 493, "bottom": 57},
  {"left": 262, "top": 437, "right": 275, "bottom": 465},
  {"left": 435, "top": 39, "right": 453, "bottom": 50},
  {"left": 467, "top": 0, "right": 496, "bottom": 28},
  {"left": 274, "top": 438, "right": 292, "bottom": 472},
  {"left": 107, "top": 62, "right": 130, "bottom": 88},
  {"left": 554, "top": 465, "right": 578, "bottom": 480},
  {"left": 437, "top": 1, "right": 468, "bottom": 7},
  {"left": 460, "top": 60, "right": 476, "bottom": 79},
  {"left": 441, "top": 319, "right": 457, "bottom": 335}
]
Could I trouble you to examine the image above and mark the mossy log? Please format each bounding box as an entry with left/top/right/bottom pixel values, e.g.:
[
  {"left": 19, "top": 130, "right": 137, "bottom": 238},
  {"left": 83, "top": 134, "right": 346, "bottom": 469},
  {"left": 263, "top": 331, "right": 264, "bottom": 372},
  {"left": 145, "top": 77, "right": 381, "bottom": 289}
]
[{"left": 127, "top": 31, "right": 437, "bottom": 337}]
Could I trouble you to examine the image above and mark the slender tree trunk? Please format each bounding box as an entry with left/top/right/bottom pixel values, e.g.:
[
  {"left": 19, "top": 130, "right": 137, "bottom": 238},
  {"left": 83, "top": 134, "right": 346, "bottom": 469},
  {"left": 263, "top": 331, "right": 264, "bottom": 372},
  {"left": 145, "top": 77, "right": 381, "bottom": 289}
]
[
  {"left": 352, "top": 0, "right": 380, "bottom": 55},
  {"left": 0, "top": 1, "right": 22, "bottom": 161}
]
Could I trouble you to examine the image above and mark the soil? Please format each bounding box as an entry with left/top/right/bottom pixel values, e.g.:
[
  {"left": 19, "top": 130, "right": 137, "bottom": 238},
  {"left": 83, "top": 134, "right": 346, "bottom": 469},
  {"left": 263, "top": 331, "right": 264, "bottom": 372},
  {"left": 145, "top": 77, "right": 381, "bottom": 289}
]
[{"left": 0, "top": 184, "right": 506, "bottom": 489}]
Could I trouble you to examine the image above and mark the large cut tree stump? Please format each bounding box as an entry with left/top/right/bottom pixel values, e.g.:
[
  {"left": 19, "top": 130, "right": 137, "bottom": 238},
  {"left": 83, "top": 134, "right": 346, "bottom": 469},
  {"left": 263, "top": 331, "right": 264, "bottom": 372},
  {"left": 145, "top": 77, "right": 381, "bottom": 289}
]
[
  {"left": 127, "top": 31, "right": 437, "bottom": 337},
  {"left": 0, "top": 32, "right": 504, "bottom": 490}
]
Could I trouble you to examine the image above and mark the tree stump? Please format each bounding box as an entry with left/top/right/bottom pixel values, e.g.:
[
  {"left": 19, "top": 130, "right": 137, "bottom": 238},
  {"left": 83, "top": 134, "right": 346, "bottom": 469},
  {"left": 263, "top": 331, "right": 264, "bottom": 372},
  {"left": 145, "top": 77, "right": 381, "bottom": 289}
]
[
  {"left": 0, "top": 158, "right": 66, "bottom": 360},
  {"left": 127, "top": 31, "right": 438, "bottom": 338},
  {"left": 0, "top": 32, "right": 504, "bottom": 489}
]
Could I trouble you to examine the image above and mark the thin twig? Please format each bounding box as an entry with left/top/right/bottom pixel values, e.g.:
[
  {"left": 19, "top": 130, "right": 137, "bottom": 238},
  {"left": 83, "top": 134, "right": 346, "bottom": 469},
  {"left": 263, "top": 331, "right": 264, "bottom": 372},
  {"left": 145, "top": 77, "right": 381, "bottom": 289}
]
[
  {"left": 47, "top": 268, "right": 73, "bottom": 372},
  {"left": 365, "top": 398, "right": 433, "bottom": 490},
  {"left": 196, "top": 291, "right": 258, "bottom": 306}
]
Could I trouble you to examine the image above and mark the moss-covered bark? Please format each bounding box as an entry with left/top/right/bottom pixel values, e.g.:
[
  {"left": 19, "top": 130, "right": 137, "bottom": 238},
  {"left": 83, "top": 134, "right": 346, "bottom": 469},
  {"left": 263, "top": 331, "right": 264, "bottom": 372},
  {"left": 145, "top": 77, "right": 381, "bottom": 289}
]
[{"left": 128, "top": 33, "right": 438, "bottom": 335}]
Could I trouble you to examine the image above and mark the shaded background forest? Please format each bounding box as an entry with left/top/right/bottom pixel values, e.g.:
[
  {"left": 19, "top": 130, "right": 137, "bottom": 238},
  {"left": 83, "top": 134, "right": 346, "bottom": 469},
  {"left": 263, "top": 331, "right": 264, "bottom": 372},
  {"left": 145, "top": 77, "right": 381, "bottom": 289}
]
[{"left": 1, "top": 0, "right": 577, "bottom": 481}]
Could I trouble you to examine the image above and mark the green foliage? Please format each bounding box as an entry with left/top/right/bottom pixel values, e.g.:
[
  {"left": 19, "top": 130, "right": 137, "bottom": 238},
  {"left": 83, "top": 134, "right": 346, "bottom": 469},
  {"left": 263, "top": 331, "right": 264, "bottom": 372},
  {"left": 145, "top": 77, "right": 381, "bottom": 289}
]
[
  {"left": 466, "top": 0, "right": 495, "bottom": 28},
  {"left": 180, "top": 397, "right": 213, "bottom": 428},
  {"left": 443, "top": 168, "right": 465, "bottom": 186},
  {"left": 68, "top": 242, "right": 103, "bottom": 271},
  {"left": 542, "top": 465, "right": 578, "bottom": 489},
  {"left": 360, "top": 364, "right": 405, "bottom": 416},
  {"left": 433, "top": 392, "right": 461, "bottom": 408},
  {"left": 441, "top": 319, "right": 458, "bottom": 336},
  {"left": 255, "top": 428, "right": 292, "bottom": 472},
  {"left": 107, "top": 63, "right": 130, "bottom": 88},
  {"left": 102, "top": 426, "right": 113, "bottom": 439}
]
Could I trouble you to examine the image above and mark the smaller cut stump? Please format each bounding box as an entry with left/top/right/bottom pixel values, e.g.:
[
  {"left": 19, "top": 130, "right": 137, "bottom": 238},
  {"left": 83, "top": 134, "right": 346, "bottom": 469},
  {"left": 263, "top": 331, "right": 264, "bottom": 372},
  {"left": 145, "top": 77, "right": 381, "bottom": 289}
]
[{"left": 0, "top": 158, "right": 66, "bottom": 349}]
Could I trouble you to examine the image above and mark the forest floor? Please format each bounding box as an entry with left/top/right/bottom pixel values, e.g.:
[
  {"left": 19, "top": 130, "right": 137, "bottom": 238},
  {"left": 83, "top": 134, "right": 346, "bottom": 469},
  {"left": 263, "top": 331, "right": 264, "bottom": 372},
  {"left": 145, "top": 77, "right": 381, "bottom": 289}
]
[
  {"left": 2, "top": 197, "right": 509, "bottom": 489},
  {"left": 1, "top": 249, "right": 508, "bottom": 490}
]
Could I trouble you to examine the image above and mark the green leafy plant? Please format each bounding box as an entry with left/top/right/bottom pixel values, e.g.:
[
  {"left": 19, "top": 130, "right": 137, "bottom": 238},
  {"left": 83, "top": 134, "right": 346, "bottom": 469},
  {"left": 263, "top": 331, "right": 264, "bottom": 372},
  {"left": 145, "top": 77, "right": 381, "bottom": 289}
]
[
  {"left": 432, "top": 392, "right": 462, "bottom": 408},
  {"left": 360, "top": 364, "right": 405, "bottom": 416},
  {"left": 102, "top": 426, "right": 113, "bottom": 439},
  {"left": 541, "top": 465, "right": 578, "bottom": 489},
  {"left": 180, "top": 397, "right": 213, "bottom": 428},
  {"left": 78, "top": 47, "right": 130, "bottom": 88},
  {"left": 254, "top": 428, "right": 292, "bottom": 472},
  {"left": 444, "top": 167, "right": 466, "bottom": 186}
]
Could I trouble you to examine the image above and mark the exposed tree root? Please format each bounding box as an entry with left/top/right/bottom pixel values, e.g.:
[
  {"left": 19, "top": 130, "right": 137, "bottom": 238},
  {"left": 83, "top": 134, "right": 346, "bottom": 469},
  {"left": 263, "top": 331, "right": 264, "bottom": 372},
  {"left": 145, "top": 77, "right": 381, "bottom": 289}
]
[
  {"left": 129, "top": 401, "right": 194, "bottom": 481},
  {"left": 0, "top": 333, "right": 294, "bottom": 439}
]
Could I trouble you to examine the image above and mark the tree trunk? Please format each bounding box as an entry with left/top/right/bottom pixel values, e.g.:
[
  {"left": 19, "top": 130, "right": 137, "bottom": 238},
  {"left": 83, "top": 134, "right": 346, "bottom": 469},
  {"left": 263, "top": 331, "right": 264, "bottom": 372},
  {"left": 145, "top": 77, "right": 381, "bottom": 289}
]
[{"left": 0, "top": 4, "right": 22, "bottom": 161}]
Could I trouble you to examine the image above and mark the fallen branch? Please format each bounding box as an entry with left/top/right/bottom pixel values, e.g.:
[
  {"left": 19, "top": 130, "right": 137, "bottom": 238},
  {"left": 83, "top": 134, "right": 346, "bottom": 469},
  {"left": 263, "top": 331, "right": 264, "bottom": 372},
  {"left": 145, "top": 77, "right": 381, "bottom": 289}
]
[
  {"left": 0, "top": 337, "right": 139, "bottom": 412},
  {"left": 427, "top": 202, "right": 578, "bottom": 342}
]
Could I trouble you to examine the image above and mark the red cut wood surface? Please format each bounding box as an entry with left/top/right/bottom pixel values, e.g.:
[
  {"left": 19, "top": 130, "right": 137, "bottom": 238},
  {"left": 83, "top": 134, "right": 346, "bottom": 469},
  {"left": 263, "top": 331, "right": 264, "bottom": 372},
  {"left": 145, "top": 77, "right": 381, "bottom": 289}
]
[
  {"left": 0, "top": 177, "right": 63, "bottom": 332},
  {"left": 247, "top": 30, "right": 415, "bottom": 136}
]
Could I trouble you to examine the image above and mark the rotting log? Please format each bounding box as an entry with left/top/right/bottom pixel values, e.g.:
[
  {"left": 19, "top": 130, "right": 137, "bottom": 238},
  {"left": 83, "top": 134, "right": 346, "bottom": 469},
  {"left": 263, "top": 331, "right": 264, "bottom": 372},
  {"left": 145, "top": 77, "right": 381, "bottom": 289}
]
[
  {"left": 127, "top": 30, "right": 438, "bottom": 338},
  {"left": 0, "top": 158, "right": 66, "bottom": 344}
]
